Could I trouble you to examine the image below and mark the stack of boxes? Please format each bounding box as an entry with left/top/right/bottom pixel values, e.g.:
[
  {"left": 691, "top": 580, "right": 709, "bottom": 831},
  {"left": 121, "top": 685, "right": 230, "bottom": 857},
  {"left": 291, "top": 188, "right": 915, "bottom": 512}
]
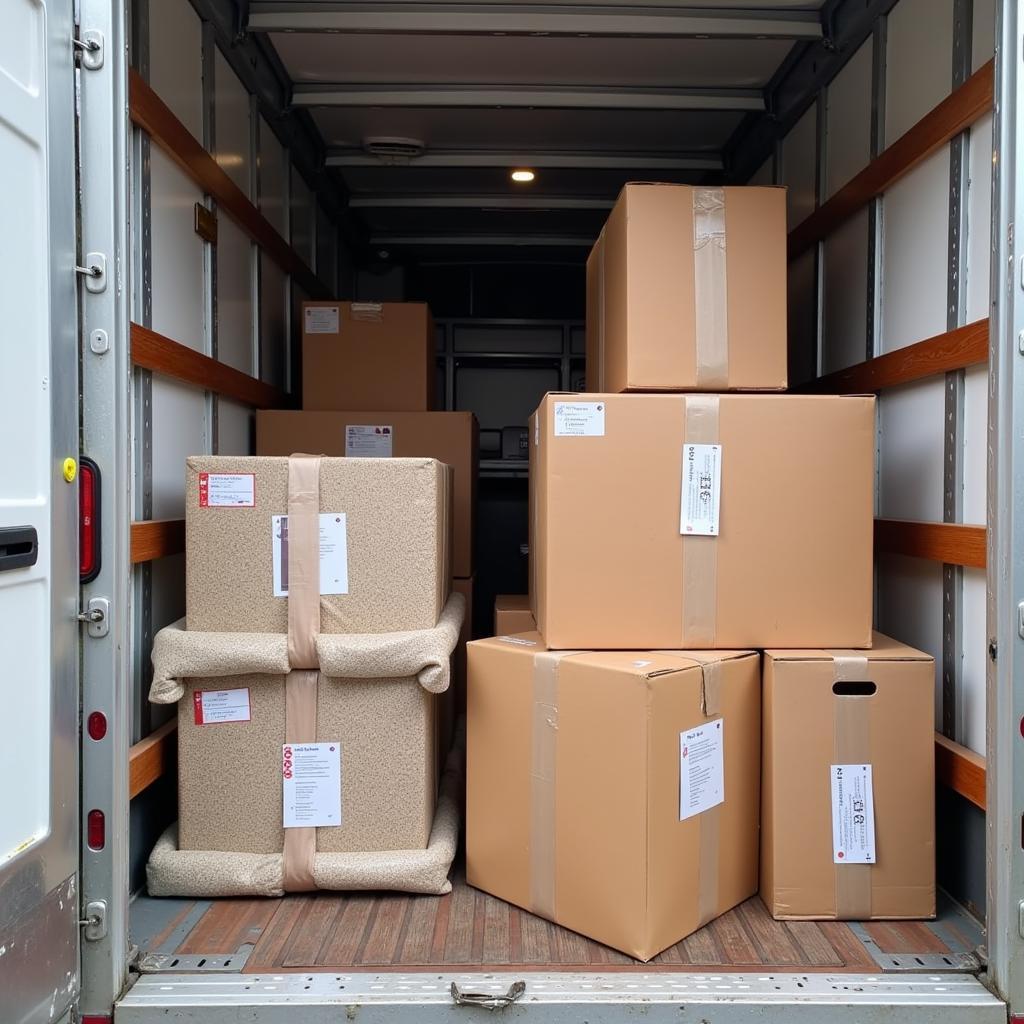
[{"left": 470, "top": 183, "right": 936, "bottom": 960}]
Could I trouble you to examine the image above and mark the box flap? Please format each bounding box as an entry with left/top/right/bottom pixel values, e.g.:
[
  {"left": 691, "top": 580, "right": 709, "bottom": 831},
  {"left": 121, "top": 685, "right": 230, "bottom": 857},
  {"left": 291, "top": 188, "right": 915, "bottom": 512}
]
[{"left": 764, "top": 631, "right": 931, "bottom": 663}]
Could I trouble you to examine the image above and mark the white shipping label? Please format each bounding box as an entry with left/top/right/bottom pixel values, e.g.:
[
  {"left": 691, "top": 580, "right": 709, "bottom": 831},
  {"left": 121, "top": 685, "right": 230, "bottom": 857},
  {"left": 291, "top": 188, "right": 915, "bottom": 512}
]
[
  {"left": 199, "top": 472, "right": 255, "bottom": 508},
  {"left": 192, "top": 687, "right": 250, "bottom": 726},
  {"left": 304, "top": 305, "right": 339, "bottom": 334},
  {"left": 679, "top": 719, "right": 725, "bottom": 821},
  {"left": 553, "top": 400, "right": 605, "bottom": 437},
  {"left": 680, "top": 443, "right": 722, "bottom": 536},
  {"left": 830, "top": 764, "right": 876, "bottom": 864},
  {"left": 282, "top": 742, "right": 342, "bottom": 829},
  {"left": 345, "top": 424, "right": 393, "bottom": 458},
  {"left": 272, "top": 513, "right": 349, "bottom": 597}
]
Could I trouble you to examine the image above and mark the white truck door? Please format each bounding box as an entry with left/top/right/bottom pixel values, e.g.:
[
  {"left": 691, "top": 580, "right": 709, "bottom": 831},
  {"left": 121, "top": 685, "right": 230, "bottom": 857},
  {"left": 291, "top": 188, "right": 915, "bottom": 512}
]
[{"left": 0, "top": 2, "right": 82, "bottom": 1023}]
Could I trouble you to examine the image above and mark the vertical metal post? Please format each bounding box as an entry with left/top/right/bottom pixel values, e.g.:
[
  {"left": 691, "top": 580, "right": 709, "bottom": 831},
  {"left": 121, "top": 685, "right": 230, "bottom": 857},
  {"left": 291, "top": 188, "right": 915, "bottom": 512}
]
[
  {"left": 79, "top": 0, "right": 133, "bottom": 1012},
  {"left": 988, "top": 0, "right": 1024, "bottom": 1011},
  {"left": 201, "top": 20, "right": 219, "bottom": 454},
  {"left": 251, "top": 96, "right": 262, "bottom": 381},
  {"left": 867, "top": 14, "right": 887, "bottom": 360},
  {"left": 283, "top": 156, "right": 293, "bottom": 394},
  {"left": 944, "top": 0, "right": 973, "bottom": 743},
  {"left": 814, "top": 89, "right": 827, "bottom": 378}
]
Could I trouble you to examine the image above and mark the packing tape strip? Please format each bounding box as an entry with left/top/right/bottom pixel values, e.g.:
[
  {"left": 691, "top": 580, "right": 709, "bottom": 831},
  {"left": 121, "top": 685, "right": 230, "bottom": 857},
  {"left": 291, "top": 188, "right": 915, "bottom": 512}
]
[
  {"left": 681, "top": 396, "right": 720, "bottom": 646},
  {"left": 286, "top": 454, "right": 322, "bottom": 670},
  {"left": 692, "top": 188, "right": 729, "bottom": 390},
  {"left": 529, "top": 650, "right": 583, "bottom": 921},
  {"left": 282, "top": 668, "right": 319, "bottom": 892},
  {"left": 696, "top": 659, "right": 722, "bottom": 926},
  {"left": 831, "top": 651, "right": 873, "bottom": 920}
]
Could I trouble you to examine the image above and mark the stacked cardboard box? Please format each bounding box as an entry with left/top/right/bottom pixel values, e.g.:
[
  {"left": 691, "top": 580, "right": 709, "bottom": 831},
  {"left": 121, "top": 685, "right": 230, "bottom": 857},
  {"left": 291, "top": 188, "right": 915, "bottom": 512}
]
[{"left": 467, "top": 183, "right": 935, "bottom": 960}]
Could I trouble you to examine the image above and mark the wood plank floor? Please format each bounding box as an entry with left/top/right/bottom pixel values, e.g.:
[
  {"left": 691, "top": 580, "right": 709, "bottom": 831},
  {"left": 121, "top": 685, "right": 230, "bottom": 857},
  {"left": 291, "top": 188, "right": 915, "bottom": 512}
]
[{"left": 132, "top": 873, "right": 965, "bottom": 973}]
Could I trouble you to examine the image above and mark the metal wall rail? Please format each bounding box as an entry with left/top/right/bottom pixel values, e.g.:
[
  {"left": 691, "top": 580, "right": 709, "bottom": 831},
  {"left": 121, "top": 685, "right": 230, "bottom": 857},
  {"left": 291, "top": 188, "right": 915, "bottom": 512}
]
[{"left": 128, "top": 68, "right": 329, "bottom": 300}]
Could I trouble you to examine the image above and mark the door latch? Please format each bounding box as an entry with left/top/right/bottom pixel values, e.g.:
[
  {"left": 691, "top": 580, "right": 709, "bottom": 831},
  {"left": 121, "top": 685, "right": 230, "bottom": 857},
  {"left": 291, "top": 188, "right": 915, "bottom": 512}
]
[
  {"left": 78, "top": 597, "right": 109, "bottom": 638},
  {"left": 75, "top": 253, "right": 106, "bottom": 294},
  {"left": 73, "top": 30, "right": 104, "bottom": 70},
  {"left": 451, "top": 981, "right": 525, "bottom": 1010},
  {"left": 79, "top": 900, "right": 108, "bottom": 941}
]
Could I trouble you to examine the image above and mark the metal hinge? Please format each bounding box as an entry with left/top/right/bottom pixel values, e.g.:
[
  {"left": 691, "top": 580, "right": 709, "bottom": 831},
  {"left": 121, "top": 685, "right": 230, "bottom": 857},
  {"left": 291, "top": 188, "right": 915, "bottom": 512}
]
[
  {"left": 137, "top": 949, "right": 252, "bottom": 974},
  {"left": 451, "top": 981, "right": 526, "bottom": 1010},
  {"left": 79, "top": 900, "right": 107, "bottom": 941},
  {"left": 73, "top": 30, "right": 104, "bottom": 70},
  {"left": 77, "top": 597, "right": 109, "bottom": 638}
]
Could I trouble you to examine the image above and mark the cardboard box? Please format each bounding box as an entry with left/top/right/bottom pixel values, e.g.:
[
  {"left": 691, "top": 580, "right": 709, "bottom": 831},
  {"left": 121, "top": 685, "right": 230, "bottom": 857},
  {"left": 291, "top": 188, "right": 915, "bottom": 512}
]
[
  {"left": 532, "top": 393, "right": 874, "bottom": 649},
  {"left": 494, "top": 594, "right": 535, "bottom": 635},
  {"left": 185, "top": 455, "right": 451, "bottom": 634},
  {"left": 178, "top": 671, "right": 437, "bottom": 853},
  {"left": 467, "top": 635, "right": 761, "bottom": 961},
  {"left": 586, "top": 184, "right": 787, "bottom": 393},
  {"left": 257, "top": 410, "right": 477, "bottom": 577},
  {"left": 302, "top": 301, "right": 435, "bottom": 411},
  {"left": 761, "top": 634, "right": 936, "bottom": 920}
]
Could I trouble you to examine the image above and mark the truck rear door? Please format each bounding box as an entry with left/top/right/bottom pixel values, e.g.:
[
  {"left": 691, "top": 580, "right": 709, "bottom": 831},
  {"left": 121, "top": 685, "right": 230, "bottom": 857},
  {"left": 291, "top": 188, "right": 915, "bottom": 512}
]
[{"left": 0, "top": 2, "right": 81, "bottom": 1022}]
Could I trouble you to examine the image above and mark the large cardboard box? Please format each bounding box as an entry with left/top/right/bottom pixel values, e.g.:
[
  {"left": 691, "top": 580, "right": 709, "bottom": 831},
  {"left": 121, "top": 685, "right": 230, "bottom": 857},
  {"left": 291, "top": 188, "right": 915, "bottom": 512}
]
[
  {"left": 257, "top": 410, "right": 477, "bottom": 577},
  {"left": 761, "top": 634, "right": 936, "bottom": 920},
  {"left": 467, "top": 634, "right": 761, "bottom": 961},
  {"left": 532, "top": 393, "right": 874, "bottom": 649},
  {"left": 494, "top": 594, "right": 535, "bottom": 635},
  {"left": 185, "top": 456, "right": 451, "bottom": 634},
  {"left": 178, "top": 671, "right": 438, "bottom": 853},
  {"left": 302, "top": 301, "right": 435, "bottom": 411},
  {"left": 586, "top": 184, "right": 787, "bottom": 393}
]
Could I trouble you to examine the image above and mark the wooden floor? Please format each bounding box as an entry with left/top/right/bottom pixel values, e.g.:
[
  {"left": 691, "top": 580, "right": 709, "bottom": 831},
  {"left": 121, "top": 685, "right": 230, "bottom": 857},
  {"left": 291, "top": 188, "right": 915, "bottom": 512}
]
[{"left": 133, "top": 873, "right": 972, "bottom": 973}]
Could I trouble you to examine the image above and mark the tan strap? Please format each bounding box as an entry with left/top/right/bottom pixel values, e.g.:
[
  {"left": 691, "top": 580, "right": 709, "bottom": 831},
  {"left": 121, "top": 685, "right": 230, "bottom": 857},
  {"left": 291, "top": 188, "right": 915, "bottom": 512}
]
[
  {"left": 830, "top": 651, "right": 873, "bottom": 919},
  {"left": 286, "top": 455, "right": 322, "bottom": 670},
  {"left": 692, "top": 188, "right": 729, "bottom": 390},
  {"left": 697, "top": 804, "right": 721, "bottom": 927},
  {"left": 281, "top": 669, "right": 319, "bottom": 892},
  {"left": 681, "top": 396, "right": 720, "bottom": 646}
]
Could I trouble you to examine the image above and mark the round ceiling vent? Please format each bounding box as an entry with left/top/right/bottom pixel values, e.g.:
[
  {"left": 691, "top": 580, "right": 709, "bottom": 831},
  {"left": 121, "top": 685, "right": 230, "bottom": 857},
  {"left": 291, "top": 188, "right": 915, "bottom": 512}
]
[{"left": 363, "top": 137, "right": 426, "bottom": 164}]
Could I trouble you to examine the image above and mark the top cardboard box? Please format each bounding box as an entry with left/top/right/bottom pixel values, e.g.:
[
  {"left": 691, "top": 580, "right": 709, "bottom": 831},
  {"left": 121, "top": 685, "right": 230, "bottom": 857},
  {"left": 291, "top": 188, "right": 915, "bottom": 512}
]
[
  {"left": 586, "top": 184, "right": 788, "bottom": 393},
  {"left": 302, "top": 301, "right": 435, "bottom": 411}
]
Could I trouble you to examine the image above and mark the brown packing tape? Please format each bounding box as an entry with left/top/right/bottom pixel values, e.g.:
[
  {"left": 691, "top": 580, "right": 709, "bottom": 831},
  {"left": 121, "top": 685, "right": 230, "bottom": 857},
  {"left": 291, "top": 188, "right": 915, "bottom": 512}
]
[
  {"left": 281, "top": 669, "right": 319, "bottom": 892},
  {"left": 529, "top": 651, "right": 582, "bottom": 921},
  {"left": 831, "top": 652, "right": 873, "bottom": 919},
  {"left": 286, "top": 454, "right": 322, "bottom": 670},
  {"left": 696, "top": 659, "right": 722, "bottom": 926},
  {"left": 681, "top": 396, "right": 719, "bottom": 646},
  {"left": 692, "top": 188, "right": 729, "bottom": 390}
]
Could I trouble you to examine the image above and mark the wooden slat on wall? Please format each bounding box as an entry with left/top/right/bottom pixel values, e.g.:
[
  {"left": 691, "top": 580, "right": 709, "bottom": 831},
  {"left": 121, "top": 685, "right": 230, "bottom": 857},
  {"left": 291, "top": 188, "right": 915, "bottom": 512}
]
[
  {"left": 935, "top": 733, "right": 986, "bottom": 811},
  {"left": 875, "top": 519, "right": 986, "bottom": 569},
  {"left": 789, "top": 59, "right": 994, "bottom": 259},
  {"left": 131, "top": 322, "right": 289, "bottom": 408},
  {"left": 129, "top": 719, "right": 177, "bottom": 800},
  {"left": 809, "top": 320, "right": 988, "bottom": 394},
  {"left": 128, "top": 68, "right": 328, "bottom": 300},
  {"left": 131, "top": 519, "right": 185, "bottom": 564}
]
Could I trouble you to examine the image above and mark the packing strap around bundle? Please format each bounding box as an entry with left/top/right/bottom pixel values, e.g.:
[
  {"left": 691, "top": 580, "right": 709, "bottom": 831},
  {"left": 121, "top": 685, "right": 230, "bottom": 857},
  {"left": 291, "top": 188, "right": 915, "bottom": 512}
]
[
  {"left": 529, "top": 650, "right": 583, "bottom": 921},
  {"left": 830, "top": 651, "right": 873, "bottom": 920},
  {"left": 287, "top": 454, "right": 322, "bottom": 670},
  {"left": 282, "top": 669, "right": 319, "bottom": 892},
  {"left": 681, "top": 396, "right": 720, "bottom": 646},
  {"left": 692, "top": 188, "right": 729, "bottom": 390}
]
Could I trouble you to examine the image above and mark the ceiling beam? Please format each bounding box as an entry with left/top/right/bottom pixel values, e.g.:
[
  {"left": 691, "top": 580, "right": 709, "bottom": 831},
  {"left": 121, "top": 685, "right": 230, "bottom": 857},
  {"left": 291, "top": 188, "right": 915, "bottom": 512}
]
[
  {"left": 327, "top": 150, "right": 722, "bottom": 169},
  {"left": 370, "top": 233, "right": 594, "bottom": 246},
  {"left": 350, "top": 194, "right": 614, "bottom": 208},
  {"left": 293, "top": 84, "right": 764, "bottom": 111},
  {"left": 248, "top": 4, "right": 823, "bottom": 40}
]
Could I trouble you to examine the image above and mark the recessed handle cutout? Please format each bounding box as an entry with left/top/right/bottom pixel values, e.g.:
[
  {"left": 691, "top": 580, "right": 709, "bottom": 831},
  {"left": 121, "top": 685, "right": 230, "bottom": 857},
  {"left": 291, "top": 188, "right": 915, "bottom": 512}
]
[{"left": 833, "top": 681, "right": 877, "bottom": 696}]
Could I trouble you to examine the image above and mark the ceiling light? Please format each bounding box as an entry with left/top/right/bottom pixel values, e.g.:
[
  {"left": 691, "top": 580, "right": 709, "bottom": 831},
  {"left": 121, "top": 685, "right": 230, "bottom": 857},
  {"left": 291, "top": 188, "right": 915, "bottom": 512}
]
[{"left": 511, "top": 168, "right": 536, "bottom": 183}]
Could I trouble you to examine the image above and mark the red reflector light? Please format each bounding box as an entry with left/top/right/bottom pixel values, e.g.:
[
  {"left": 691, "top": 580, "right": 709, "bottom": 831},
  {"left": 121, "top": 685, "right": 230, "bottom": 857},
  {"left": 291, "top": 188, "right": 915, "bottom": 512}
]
[
  {"left": 87, "top": 712, "right": 107, "bottom": 740},
  {"left": 80, "top": 1017, "right": 112, "bottom": 1024},
  {"left": 87, "top": 809, "right": 105, "bottom": 850},
  {"left": 80, "top": 456, "right": 101, "bottom": 583}
]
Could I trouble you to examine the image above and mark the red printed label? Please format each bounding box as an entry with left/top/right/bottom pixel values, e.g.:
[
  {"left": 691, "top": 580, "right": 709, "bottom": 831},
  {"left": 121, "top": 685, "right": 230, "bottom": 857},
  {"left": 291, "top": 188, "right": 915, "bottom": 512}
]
[
  {"left": 192, "top": 687, "right": 251, "bottom": 725},
  {"left": 198, "top": 472, "right": 255, "bottom": 508}
]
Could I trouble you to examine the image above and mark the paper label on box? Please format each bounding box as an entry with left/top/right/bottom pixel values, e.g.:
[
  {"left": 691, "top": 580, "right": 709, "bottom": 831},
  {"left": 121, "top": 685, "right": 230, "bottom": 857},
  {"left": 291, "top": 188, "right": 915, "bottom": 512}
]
[
  {"left": 198, "top": 472, "right": 255, "bottom": 508},
  {"left": 192, "top": 687, "right": 251, "bottom": 725},
  {"left": 497, "top": 636, "right": 537, "bottom": 646},
  {"left": 680, "top": 444, "right": 722, "bottom": 535},
  {"left": 679, "top": 720, "right": 724, "bottom": 821},
  {"left": 272, "top": 513, "right": 349, "bottom": 597},
  {"left": 830, "top": 764, "right": 876, "bottom": 864},
  {"left": 345, "top": 424, "right": 393, "bottom": 458},
  {"left": 282, "top": 742, "right": 342, "bottom": 828},
  {"left": 553, "top": 401, "right": 605, "bottom": 437},
  {"left": 305, "top": 305, "right": 339, "bottom": 334}
]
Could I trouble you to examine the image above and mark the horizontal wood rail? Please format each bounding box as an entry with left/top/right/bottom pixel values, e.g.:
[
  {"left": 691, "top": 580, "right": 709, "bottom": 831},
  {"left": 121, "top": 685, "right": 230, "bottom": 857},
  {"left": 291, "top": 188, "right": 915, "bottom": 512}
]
[
  {"left": 935, "top": 733, "right": 986, "bottom": 811},
  {"left": 789, "top": 59, "right": 994, "bottom": 260},
  {"left": 128, "top": 68, "right": 328, "bottom": 300},
  {"left": 875, "top": 519, "right": 986, "bottom": 569},
  {"left": 131, "top": 519, "right": 185, "bottom": 564},
  {"left": 129, "top": 719, "right": 177, "bottom": 800},
  {"left": 808, "top": 320, "right": 988, "bottom": 394},
  {"left": 131, "top": 322, "right": 289, "bottom": 409}
]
